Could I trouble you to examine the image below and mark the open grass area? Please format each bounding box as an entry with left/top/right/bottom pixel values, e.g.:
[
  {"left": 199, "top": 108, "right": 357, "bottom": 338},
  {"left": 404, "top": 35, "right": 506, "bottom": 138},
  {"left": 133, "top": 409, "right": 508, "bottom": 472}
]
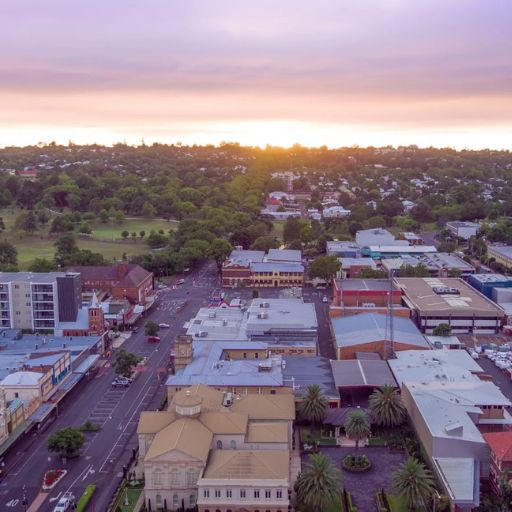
[
  {"left": 88, "top": 218, "right": 178, "bottom": 241},
  {"left": 0, "top": 208, "right": 177, "bottom": 269}
]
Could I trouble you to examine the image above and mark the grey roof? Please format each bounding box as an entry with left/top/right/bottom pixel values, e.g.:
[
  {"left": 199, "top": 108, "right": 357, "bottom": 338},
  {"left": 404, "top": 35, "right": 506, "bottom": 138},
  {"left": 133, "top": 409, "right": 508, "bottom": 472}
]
[
  {"left": 0, "top": 272, "right": 67, "bottom": 284},
  {"left": 324, "top": 407, "right": 368, "bottom": 426},
  {"left": 335, "top": 279, "right": 391, "bottom": 291},
  {"left": 0, "top": 334, "right": 101, "bottom": 355},
  {"left": 355, "top": 228, "right": 396, "bottom": 246},
  {"left": 56, "top": 308, "right": 89, "bottom": 331},
  {"left": 251, "top": 262, "right": 304, "bottom": 273},
  {"left": 228, "top": 250, "right": 265, "bottom": 265},
  {"left": 469, "top": 273, "right": 511, "bottom": 284},
  {"left": 433, "top": 458, "right": 479, "bottom": 506},
  {"left": 330, "top": 359, "right": 397, "bottom": 388},
  {"left": 388, "top": 349, "right": 483, "bottom": 387},
  {"left": 339, "top": 258, "right": 377, "bottom": 269},
  {"left": 446, "top": 221, "right": 480, "bottom": 229},
  {"left": 266, "top": 249, "right": 302, "bottom": 263},
  {"left": 282, "top": 356, "right": 338, "bottom": 399},
  {"left": 167, "top": 341, "right": 284, "bottom": 387},
  {"left": 488, "top": 245, "right": 512, "bottom": 259},
  {"left": 332, "top": 313, "right": 429, "bottom": 348}
]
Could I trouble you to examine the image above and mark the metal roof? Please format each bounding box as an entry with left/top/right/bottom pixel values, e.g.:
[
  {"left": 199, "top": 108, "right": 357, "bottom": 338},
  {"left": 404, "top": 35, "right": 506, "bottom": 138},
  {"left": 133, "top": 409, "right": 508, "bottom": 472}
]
[
  {"left": 332, "top": 313, "right": 428, "bottom": 348},
  {"left": 330, "top": 359, "right": 397, "bottom": 388},
  {"left": 282, "top": 356, "right": 338, "bottom": 399}
]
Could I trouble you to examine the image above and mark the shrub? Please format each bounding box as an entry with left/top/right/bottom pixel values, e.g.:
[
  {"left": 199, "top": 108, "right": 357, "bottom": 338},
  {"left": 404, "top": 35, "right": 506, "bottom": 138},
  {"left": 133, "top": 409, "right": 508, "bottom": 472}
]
[{"left": 76, "top": 484, "right": 96, "bottom": 512}]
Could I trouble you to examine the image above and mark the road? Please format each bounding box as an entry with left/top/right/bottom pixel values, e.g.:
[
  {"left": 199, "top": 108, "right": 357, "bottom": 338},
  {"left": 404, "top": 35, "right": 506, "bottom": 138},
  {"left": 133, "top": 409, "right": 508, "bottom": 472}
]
[{"left": 0, "top": 262, "right": 218, "bottom": 512}]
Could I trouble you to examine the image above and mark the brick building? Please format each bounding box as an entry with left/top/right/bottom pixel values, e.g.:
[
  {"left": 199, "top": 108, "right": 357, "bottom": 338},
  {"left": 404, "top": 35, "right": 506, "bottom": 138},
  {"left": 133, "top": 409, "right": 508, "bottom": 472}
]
[
  {"left": 483, "top": 432, "right": 512, "bottom": 493},
  {"left": 68, "top": 264, "right": 154, "bottom": 306}
]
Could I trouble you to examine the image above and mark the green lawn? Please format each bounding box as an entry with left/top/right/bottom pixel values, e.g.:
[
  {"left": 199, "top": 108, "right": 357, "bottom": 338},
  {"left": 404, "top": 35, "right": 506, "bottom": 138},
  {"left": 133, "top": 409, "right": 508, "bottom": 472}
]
[
  {"left": 0, "top": 208, "right": 174, "bottom": 269},
  {"left": 111, "top": 487, "right": 142, "bottom": 512},
  {"left": 88, "top": 218, "right": 178, "bottom": 241},
  {"left": 300, "top": 426, "right": 337, "bottom": 446},
  {"left": 387, "top": 494, "right": 427, "bottom": 512}
]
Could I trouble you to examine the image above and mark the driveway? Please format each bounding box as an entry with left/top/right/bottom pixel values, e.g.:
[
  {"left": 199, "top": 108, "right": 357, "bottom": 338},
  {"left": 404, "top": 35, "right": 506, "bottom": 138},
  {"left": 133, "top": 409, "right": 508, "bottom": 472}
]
[{"left": 314, "top": 446, "right": 407, "bottom": 511}]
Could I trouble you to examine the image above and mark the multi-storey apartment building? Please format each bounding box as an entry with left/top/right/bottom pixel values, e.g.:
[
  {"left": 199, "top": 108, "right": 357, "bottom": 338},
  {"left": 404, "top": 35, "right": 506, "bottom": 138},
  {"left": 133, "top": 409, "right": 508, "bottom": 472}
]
[{"left": 0, "top": 272, "right": 81, "bottom": 332}]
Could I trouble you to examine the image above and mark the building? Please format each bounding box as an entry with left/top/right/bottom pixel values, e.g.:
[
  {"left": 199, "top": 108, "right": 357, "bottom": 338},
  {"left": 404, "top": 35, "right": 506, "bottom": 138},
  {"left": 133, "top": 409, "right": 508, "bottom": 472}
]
[
  {"left": 260, "top": 209, "right": 301, "bottom": 220},
  {"left": 326, "top": 241, "right": 361, "bottom": 258},
  {"left": 266, "top": 249, "right": 301, "bottom": 264},
  {"left": 398, "top": 232, "right": 423, "bottom": 245},
  {"left": 222, "top": 250, "right": 304, "bottom": 288},
  {"left": 395, "top": 277, "right": 506, "bottom": 333},
  {"left": 446, "top": 221, "right": 480, "bottom": 241},
  {"left": 0, "top": 371, "right": 50, "bottom": 417},
  {"left": 185, "top": 298, "right": 318, "bottom": 355},
  {"left": 488, "top": 245, "right": 512, "bottom": 270},
  {"left": 355, "top": 228, "right": 397, "bottom": 247},
  {"left": 166, "top": 341, "right": 292, "bottom": 399},
  {"left": 482, "top": 432, "right": 512, "bottom": 493},
  {"left": 322, "top": 206, "right": 351, "bottom": 218},
  {"left": 389, "top": 349, "right": 512, "bottom": 510},
  {"left": 136, "top": 385, "right": 294, "bottom": 512},
  {"left": 467, "top": 273, "right": 512, "bottom": 299},
  {"left": 330, "top": 358, "right": 397, "bottom": 404},
  {"left": 331, "top": 313, "right": 430, "bottom": 359},
  {"left": 338, "top": 258, "right": 377, "bottom": 278},
  {"left": 282, "top": 356, "right": 340, "bottom": 407},
  {"left": 381, "top": 253, "right": 475, "bottom": 278},
  {"left": 67, "top": 264, "right": 154, "bottom": 307},
  {"left": 0, "top": 272, "right": 81, "bottom": 332},
  {"left": 362, "top": 244, "right": 437, "bottom": 259},
  {"left": 332, "top": 278, "right": 401, "bottom": 307}
]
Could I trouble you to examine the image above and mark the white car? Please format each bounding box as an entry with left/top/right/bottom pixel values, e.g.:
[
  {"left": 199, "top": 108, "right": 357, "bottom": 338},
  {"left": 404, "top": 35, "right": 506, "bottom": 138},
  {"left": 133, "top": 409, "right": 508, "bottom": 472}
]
[
  {"left": 53, "top": 493, "right": 74, "bottom": 512},
  {"left": 322, "top": 296, "right": 328, "bottom": 303},
  {"left": 159, "top": 323, "right": 170, "bottom": 328}
]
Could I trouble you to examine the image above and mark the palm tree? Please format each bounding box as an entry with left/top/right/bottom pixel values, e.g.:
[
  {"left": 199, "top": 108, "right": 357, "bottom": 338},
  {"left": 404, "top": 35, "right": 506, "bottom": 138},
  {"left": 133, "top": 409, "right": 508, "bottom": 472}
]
[
  {"left": 297, "top": 384, "right": 328, "bottom": 426},
  {"left": 369, "top": 385, "right": 406, "bottom": 428},
  {"left": 392, "top": 457, "right": 435, "bottom": 511},
  {"left": 344, "top": 410, "right": 371, "bottom": 456},
  {"left": 295, "top": 453, "right": 341, "bottom": 512}
]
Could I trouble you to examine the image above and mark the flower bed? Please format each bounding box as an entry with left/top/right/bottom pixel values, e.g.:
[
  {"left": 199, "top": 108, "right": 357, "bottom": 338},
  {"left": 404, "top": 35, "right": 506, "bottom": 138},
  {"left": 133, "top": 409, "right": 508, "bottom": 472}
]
[
  {"left": 342, "top": 454, "right": 372, "bottom": 473},
  {"left": 42, "top": 469, "right": 67, "bottom": 490}
]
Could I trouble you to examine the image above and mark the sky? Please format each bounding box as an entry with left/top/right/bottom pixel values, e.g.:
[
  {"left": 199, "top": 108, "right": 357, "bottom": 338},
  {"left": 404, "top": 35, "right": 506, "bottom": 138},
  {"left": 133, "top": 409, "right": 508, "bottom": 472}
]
[{"left": 1, "top": 0, "right": 511, "bottom": 149}]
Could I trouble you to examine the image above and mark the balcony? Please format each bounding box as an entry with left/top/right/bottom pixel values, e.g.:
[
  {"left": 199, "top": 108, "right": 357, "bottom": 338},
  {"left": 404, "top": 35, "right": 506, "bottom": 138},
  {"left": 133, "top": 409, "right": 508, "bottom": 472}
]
[{"left": 32, "top": 294, "right": 54, "bottom": 302}]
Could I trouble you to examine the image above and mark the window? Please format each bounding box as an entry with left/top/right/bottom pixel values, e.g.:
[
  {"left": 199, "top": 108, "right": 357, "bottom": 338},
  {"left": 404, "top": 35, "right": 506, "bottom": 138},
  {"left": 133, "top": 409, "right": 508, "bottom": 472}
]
[
  {"left": 190, "top": 494, "right": 196, "bottom": 506},
  {"left": 173, "top": 494, "right": 179, "bottom": 506},
  {"left": 265, "top": 490, "right": 271, "bottom": 499},
  {"left": 226, "top": 489, "right": 232, "bottom": 498},
  {"left": 277, "top": 490, "right": 283, "bottom": 499},
  {"left": 203, "top": 489, "right": 210, "bottom": 498},
  {"left": 254, "top": 490, "right": 260, "bottom": 498},
  {"left": 187, "top": 468, "right": 197, "bottom": 485},
  {"left": 270, "top": 389, "right": 276, "bottom": 395},
  {"left": 170, "top": 467, "right": 179, "bottom": 485},
  {"left": 156, "top": 494, "right": 162, "bottom": 506},
  {"left": 240, "top": 489, "right": 246, "bottom": 498},
  {"left": 215, "top": 489, "right": 221, "bottom": 498},
  {"left": 153, "top": 469, "right": 162, "bottom": 485},
  {"left": 230, "top": 440, "right": 236, "bottom": 449},
  {"left": 243, "top": 352, "right": 247, "bottom": 359},
  {"left": 216, "top": 440, "right": 223, "bottom": 449}
]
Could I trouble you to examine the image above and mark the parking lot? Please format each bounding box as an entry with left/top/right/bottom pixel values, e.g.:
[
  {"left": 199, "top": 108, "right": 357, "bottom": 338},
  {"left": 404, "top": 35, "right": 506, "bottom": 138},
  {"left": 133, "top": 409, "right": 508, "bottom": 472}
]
[{"left": 478, "top": 355, "right": 512, "bottom": 404}]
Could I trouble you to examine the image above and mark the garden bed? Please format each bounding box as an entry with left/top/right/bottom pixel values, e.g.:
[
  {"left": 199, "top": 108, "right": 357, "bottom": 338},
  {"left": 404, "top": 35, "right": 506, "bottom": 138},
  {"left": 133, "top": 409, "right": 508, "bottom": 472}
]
[
  {"left": 42, "top": 469, "right": 67, "bottom": 490},
  {"left": 342, "top": 454, "right": 372, "bottom": 472}
]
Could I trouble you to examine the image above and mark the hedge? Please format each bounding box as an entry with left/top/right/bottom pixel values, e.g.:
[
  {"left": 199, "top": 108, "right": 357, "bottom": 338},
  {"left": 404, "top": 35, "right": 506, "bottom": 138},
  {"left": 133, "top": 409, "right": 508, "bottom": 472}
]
[{"left": 76, "top": 484, "right": 96, "bottom": 512}]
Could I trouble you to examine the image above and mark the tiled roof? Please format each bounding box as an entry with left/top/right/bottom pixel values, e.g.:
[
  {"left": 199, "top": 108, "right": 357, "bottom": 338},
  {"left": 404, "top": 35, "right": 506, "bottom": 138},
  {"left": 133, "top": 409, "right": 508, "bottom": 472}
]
[{"left": 483, "top": 431, "right": 512, "bottom": 462}]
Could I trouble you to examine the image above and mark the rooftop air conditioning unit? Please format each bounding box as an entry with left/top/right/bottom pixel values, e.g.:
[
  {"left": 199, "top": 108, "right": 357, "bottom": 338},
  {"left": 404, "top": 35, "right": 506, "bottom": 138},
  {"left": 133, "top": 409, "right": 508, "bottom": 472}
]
[
  {"left": 257, "top": 313, "right": 268, "bottom": 319},
  {"left": 196, "top": 331, "right": 208, "bottom": 338},
  {"left": 209, "top": 311, "right": 216, "bottom": 318},
  {"left": 223, "top": 392, "right": 233, "bottom": 407},
  {"left": 263, "top": 302, "right": 270, "bottom": 308}
]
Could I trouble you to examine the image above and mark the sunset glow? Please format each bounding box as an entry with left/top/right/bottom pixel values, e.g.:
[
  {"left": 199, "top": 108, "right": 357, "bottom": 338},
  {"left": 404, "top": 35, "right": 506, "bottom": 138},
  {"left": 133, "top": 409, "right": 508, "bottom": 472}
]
[{"left": 0, "top": 0, "right": 511, "bottom": 148}]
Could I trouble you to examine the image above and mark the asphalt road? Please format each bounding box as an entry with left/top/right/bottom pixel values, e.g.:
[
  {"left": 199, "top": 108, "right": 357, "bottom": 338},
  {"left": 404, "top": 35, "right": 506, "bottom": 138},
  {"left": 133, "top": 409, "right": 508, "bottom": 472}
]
[{"left": 0, "top": 262, "right": 218, "bottom": 512}]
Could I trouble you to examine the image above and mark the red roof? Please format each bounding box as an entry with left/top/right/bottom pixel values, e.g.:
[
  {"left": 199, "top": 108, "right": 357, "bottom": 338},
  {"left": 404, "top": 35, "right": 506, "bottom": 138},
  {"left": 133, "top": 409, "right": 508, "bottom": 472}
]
[
  {"left": 17, "top": 169, "right": 38, "bottom": 176},
  {"left": 483, "top": 431, "right": 512, "bottom": 462},
  {"left": 266, "top": 197, "right": 282, "bottom": 206}
]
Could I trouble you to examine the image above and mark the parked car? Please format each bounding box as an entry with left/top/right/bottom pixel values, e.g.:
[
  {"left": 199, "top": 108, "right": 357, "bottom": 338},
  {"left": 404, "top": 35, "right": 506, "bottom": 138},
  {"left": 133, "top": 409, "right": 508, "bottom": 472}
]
[
  {"left": 112, "top": 377, "right": 131, "bottom": 388},
  {"left": 53, "top": 493, "right": 74, "bottom": 512},
  {"left": 322, "top": 295, "right": 328, "bottom": 303},
  {"left": 147, "top": 336, "right": 161, "bottom": 343},
  {"left": 159, "top": 323, "right": 170, "bottom": 328},
  {"left": 176, "top": 278, "right": 185, "bottom": 285},
  {"left": 132, "top": 327, "right": 138, "bottom": 333}
]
